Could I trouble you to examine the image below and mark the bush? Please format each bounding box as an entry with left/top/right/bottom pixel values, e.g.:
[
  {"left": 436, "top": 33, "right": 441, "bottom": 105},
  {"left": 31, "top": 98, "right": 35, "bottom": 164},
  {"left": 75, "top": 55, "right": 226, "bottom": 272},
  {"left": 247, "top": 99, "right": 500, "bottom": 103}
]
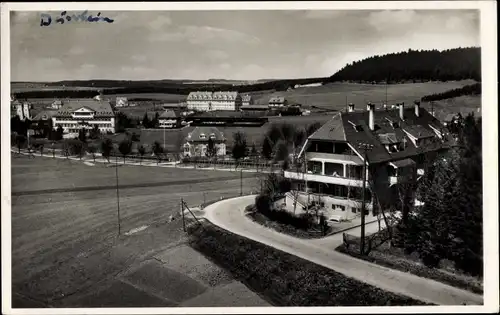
[
  {"left": 255, "top": 194, "right": 271, "bottom": 213},
  {"left": 188, "top": 224, "right": 429, "bottom": 306}
]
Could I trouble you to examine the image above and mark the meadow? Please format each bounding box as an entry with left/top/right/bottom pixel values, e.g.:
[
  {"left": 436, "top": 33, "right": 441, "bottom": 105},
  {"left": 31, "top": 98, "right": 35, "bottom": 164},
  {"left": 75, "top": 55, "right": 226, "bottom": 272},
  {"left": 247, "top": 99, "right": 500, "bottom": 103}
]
[
  {"left": 251, "top": 80, "right": 477, "bottom": 108},
  {"left": 11, "top": 154, "right": 264, "bottom": 307}
]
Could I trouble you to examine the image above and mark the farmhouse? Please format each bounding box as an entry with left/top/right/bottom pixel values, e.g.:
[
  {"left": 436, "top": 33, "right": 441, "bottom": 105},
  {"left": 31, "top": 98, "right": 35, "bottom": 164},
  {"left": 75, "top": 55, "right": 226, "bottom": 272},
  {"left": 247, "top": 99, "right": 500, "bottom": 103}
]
[
  {"left": 52, "top": 99, "right": 115, "bottom": 138},
  {"left": 158, "top": 109, "right": 181, "bottom": 129},
  {"left": 115, "top": 97, "right": 128, "bottom": 107},
  {"left": 242, "top": 94, "right": 253, "bottom": 106},
  {"left": 50, "top": 99, "right": 63, "bottom": 109},
  {"left": 186, "top": 91, "right": 242, "bottom": 111},
  {"left": 183, "top": 126, "right": 226, "bottom": 157},
  {"left": 268, "top": 96, "right": 287, "bottom": 108},
  {"left": 11, "top": 100, "right": 32, "bottom": 120},
  {"left": 284, "top": 102, "right": 454, "bottom": 221}
]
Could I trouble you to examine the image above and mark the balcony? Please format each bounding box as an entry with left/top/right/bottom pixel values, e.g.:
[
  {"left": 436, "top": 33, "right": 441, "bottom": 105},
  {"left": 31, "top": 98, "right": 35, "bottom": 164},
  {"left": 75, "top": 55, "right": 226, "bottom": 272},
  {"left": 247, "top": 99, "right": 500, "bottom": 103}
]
[{"left": 284, "top": 171, "right": 364, "bottom": 187}]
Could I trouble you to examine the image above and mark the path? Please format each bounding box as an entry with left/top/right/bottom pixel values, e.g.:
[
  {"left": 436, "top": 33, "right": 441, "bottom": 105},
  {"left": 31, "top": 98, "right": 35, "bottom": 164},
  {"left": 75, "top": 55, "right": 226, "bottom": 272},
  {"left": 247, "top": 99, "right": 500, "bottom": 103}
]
[
  {"left": 202, "top": 195, "right": 483, "bottom": 306},
  {"left": 11, "top": 149, "right": 278, "bottom": 174}
]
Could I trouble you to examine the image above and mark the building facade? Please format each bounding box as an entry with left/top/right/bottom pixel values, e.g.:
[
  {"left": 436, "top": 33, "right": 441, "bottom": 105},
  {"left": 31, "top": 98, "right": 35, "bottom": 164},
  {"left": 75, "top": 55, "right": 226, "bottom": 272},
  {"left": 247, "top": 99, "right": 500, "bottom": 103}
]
[
  {"left": 186, "top": 91, "right": 242, "bottom": 112},
  {"left": 158, "top": 110, "right": 181, "bottom": 129},
  {"left": 183, "top": 126, "right": 226, "bottom": 157},
  {"left": 211, "top": 91, "right": 242, "bottom": 111},
  {"left": 11, "top": 100, "right": 32, "bottom": 120},
  {"left": 268, "top": 96, "right": 287, "bottom": 108},
  {"left": 52, "top": 99, "right": 115, "bottom": 138},
  {"left": 284, "top": 102, "right": 454, "bottom": 221},
  {"left": 115, "top": 97, "right": 129, "bottom": 107},
  {"left": 242, "top": 94, "right": 253, "bottom": 106}
]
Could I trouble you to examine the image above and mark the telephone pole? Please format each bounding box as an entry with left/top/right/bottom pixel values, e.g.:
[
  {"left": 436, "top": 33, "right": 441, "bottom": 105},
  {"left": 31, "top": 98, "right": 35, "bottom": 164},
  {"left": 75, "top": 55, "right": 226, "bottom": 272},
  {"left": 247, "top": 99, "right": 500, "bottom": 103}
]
[
  {"left": 240, "top": 169, "right": 243, "bottom": 196},
  {"left": 115, "top": 154, "right": 121, "bottom": 235},
  {"left": 358, "top": 142, "right": 374, "bottom": 255}
]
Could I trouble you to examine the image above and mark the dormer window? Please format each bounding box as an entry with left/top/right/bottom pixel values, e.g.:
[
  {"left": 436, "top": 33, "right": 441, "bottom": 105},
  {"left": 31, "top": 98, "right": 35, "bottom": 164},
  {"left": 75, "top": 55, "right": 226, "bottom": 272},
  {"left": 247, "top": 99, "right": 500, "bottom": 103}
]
[
  {"left": 348, "top": 120, "right": 363, "bottom": 132},
  {"left": 199, "top": 133, "right": 206, "bottom": 140}
]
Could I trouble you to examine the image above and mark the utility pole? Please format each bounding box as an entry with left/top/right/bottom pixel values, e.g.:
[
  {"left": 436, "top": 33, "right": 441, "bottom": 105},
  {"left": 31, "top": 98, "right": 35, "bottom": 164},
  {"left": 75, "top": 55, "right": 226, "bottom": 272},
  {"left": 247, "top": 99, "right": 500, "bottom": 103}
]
[
  {"left": 358, "top": 142, "right": 374, "bottom": 255},
  {"left": 115, "top": 154, "right": 121, "bottom": 235},
  {"left": 181, "top": 198, "right": 186, "bottom": 232},
  {"left": 240, "top": 169, "right": 243, "bottom": 196}
]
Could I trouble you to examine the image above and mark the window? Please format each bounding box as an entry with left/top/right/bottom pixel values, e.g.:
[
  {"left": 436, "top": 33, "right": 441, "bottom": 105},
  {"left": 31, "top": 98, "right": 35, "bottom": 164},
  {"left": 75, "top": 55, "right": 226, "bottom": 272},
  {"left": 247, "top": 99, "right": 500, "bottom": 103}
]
[
  {"left": 199, "top": 133, "right": 206, "bottom": 140},
  {"left": 332, "top": 205, "right": 346, "bottom": 211},
  {"left": 351, "top": 207, "right": 358, "bottom": 213}
]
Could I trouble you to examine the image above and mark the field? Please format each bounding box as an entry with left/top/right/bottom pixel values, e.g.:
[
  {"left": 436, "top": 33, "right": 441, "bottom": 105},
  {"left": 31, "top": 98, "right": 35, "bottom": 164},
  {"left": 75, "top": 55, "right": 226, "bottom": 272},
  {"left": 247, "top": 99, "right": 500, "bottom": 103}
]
[
  {"left": 104, "top": 93, "right": 187, "bottom": 102},
  {"left": 251, "top": 80, "right": 477, "bottom": 108},
  {"left": 109, "top": 113, "right": 332, "bottom": 151},
  {"left": 11, "top": 155, "right": 265, "bottom": 307}
]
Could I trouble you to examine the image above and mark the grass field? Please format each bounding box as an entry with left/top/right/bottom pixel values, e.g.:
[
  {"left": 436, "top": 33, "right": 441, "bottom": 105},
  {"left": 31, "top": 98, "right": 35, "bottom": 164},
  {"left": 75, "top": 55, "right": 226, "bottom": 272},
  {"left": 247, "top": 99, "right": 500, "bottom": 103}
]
[
  {"left": 251, "top": 80, "right": 477, "bottom": 108},
  {"left": 11, "top": 154, "right": 265, "bottom": 307},
  {"left": 108, "top": 113, "right": 332, "bottom": 151},
  {"left": 105, "top": 93, "right": 187, "bottom": 102}
]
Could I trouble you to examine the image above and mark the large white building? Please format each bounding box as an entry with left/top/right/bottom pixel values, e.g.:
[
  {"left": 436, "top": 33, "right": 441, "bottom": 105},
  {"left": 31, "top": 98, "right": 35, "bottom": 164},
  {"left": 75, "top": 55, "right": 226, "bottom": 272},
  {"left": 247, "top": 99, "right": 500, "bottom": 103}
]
[
  {"left": 186, "top": 91, "right": 242, "bottom": 112},
  {"left": 115, "top": 97, "right": 129, "bottom": 107},
  {"left": 11, "top": 100, "right": 32, "bottom": 120},
  {"left": 284, "top": 102, "right": 454, "bottom": 221},
  {"left": 52, "top": 99, "right": 116, "bottom": 137}
]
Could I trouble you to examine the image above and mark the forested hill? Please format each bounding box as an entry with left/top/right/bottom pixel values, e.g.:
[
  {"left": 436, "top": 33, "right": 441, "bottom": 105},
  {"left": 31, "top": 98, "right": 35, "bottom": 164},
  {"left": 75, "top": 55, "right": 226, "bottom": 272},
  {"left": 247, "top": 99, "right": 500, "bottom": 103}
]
[{"left": 325, "top": 47, "right": 481, "bottom": 84}]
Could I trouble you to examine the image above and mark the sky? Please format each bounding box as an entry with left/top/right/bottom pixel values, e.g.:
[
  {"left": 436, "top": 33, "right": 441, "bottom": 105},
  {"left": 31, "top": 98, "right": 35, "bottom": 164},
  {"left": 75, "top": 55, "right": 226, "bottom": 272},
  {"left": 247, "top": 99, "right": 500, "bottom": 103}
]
[{"left": 10, "top": 9, "right": 479, "bottom": 82}]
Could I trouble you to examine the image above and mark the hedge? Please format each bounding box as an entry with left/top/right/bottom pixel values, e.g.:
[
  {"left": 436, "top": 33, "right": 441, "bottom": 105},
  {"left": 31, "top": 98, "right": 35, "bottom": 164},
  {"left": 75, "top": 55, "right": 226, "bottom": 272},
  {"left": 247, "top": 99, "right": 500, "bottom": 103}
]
[
  {"left": 188, "top": 223, "right": 429, "bottom": 306},
  {"left": 336, "top": 233, "right": 483, "bottom": 295}
]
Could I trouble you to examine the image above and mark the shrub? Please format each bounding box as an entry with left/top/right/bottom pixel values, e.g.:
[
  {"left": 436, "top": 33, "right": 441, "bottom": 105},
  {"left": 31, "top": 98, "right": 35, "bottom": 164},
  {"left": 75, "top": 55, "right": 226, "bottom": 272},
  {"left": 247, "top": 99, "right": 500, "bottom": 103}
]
[{"left": 255, "top": 194, "right": 271, "bottom": 213}]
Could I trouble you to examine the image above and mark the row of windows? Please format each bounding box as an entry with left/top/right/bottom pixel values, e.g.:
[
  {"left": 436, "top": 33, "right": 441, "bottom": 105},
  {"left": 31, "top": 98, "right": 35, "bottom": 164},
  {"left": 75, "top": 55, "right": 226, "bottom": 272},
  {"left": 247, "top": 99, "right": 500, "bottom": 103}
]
[
  {"left": 57, "top": 123, "right": 112, "bottom": 128},
  {"left": 333, "top": 205, "right": 368, "bottom": 215}
]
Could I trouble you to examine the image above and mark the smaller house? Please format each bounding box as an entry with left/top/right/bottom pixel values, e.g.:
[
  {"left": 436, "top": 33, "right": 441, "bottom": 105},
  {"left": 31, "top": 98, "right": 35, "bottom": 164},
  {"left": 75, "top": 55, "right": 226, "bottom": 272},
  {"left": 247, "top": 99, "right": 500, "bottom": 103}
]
[
  {"left": 268, "top": 96, "right": 287, "bottom": 108},
  {"left": 31, "top": 109, "right": 58, "bottom": 132},
  {"left": 115, "top": 97, "right": 129, "bottom": 107},
  {"left": 183, "top": 126, "right": 226, "bottom": 158},
  {"left": 242, "top": 94, "right": 253, "bottom": 106},
  {"left": 159, "top": 110, "right": 181, "bottom": 129},
  {"left": 51, "top": 99, "right": 63, "bottom": 109}
]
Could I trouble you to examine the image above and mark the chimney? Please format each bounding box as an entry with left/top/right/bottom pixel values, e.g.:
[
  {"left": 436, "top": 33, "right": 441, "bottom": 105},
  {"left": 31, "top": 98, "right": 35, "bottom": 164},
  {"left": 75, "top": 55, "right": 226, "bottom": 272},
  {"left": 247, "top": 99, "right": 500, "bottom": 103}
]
[
  {"left": 368, "top": 102, "right": 375, "bottom": 130},
  {"left": 348, "top": 103, "right": 355, "bottom": 112},
  {"left": 414, "top": 100, "right": 421, "bottom": 117},
  {"left": 398, "top": 102, "right": 405, "bottom": 120}
]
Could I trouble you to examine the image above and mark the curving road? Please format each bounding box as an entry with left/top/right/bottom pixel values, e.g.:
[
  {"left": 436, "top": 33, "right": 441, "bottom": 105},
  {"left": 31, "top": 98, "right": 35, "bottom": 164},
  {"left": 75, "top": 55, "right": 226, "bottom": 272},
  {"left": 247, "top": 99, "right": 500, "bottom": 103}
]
[{"left": 203, "top": 195, "right": 483, "bottom": 306}]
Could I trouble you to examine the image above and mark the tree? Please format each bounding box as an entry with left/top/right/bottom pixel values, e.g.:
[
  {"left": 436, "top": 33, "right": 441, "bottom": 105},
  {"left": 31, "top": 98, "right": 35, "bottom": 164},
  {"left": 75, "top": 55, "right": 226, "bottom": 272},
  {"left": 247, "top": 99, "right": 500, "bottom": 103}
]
[
  {"left": 206, "top": 136, "right": 217, "bottom": 158},
  {"left": 250, "top": 143, "right": 258, "bottom": 157},
  {"left": 118, "top": 139, "right": 132, "bottom": 164},
  {"left": 14, "top": 134, "right": 25, "bottom": 154},
  {"left": 138, "top": 144, "right": 146, "bottom": 165},
  {"left": 232, "top": 131, "right": 247, "bottom": 164},
  {"left": 152, "top": 141, "right": 164, "bottom": 165},
  {"left": 142, "top": 112, "right": 150, "bottom": 129},
  {"left": 100, "top": 138, "right": 114, "bottom": 163},
  {"left": 56, "top": 126, "right": 64, "bottom": 140},
  {"left": 89, "top": 125, "right": 101, "bottom": 139},
  {"left": 261, "top": 136, "right": 274, "bottom": 160},
  {"left": 87, "top": 144, "right": 98, "bottom": 163},
  {"left": 151, "top": 112, "right": 160, "bottom": 128},
  {"left": 78, "top": 128, "right": 87, "bottom": 143}
]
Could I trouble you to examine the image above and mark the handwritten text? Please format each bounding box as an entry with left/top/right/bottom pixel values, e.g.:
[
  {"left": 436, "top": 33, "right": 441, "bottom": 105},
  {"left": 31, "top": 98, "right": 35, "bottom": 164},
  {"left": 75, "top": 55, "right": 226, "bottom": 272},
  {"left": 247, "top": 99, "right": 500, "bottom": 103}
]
[{"left": 40, "top": 11, "right": 114, "bottom": 26}]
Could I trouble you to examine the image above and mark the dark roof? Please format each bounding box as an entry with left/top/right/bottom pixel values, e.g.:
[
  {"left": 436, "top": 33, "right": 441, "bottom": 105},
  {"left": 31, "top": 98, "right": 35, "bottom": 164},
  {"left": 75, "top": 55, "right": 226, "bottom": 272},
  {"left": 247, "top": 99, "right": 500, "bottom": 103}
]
[
  {"left": 308, "top": 107, "right": 454, "bottom": 164},
  {"left": 390, "top": 158, "right": 416, "bottom": 168},
  {"left": 33, "top": 110, "right": 58, "bottom": 121},
  {"left": 186, "top": 127, "right": 225, "bottom": 142},
  {"left": 269, "top": 96, "right": 285, "bottom": 103},
  {"left": 159, "top": 109, "right": 178, "bottom": 119},
  {"left": 309, "top": 113, "right": 346, "bottom": 142},
  {"left": 241, "top": 104, "right": 269, "bottom": 110},
  {"left": 402, "top": 125, "right": 435, "bottom": 139},
  {"left": 56, "top": 99, "right": 114, "bottom": 117}
]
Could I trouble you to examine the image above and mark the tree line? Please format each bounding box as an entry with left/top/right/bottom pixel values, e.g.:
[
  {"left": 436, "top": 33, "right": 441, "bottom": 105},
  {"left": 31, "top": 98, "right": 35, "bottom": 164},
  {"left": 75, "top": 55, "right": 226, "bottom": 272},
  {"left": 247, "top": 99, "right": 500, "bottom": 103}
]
[
  {"left": 326, "top": 47, "right": 481, "bottom": 84},
  {"left": 421, "top": 83, "right": 481, "bottom": 102}
]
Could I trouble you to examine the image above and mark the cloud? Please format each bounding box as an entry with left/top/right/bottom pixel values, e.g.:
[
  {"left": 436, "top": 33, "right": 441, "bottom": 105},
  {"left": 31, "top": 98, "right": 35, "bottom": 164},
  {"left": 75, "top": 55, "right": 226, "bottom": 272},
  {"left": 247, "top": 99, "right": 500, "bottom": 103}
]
[
  {"left": 205, "top": 50, "right": 229, "bottom": 61},
  {"left": 219, "top": 63, "right": 231, "bottom": 70},
  {"left": 147, "top": 15, "right": 172, "bottom": 30},
  {"left": 131, "top": 55, "right": 147, "bottom": 62},
  {"left": 302, "top": 10, "right": 346, "bottom": 19},
  {"left": 68, "top": 46, "right": 85, "bottom": 55},
  {"left": 149, "top": 25, "right": 261, "bottom": 45},
  {"left": 367, "top": 10, "right": 418, "bottom": 32}
]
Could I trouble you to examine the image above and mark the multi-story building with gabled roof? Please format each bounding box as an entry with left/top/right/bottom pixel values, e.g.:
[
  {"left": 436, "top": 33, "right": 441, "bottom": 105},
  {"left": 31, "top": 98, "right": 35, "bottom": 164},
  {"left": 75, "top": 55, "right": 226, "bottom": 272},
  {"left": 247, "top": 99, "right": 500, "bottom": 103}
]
[
  {"left": 186, "top": 91, "right": 242, "bottom": 112},
  {"left": 182, "top": 126, "right": 226, "bottom": 157},
  {"left": 284, "top": 101, "right": 455, "bottom": 221},
  {"left": 52, "top": 99, "right": 115, "bottom": 137}
]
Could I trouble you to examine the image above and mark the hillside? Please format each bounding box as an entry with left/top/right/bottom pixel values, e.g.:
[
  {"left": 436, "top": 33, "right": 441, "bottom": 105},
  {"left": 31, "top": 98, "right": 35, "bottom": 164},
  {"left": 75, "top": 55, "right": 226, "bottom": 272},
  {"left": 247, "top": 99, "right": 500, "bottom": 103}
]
[{"left": 326, "top": 47, "right": 481, "bottom": 83}]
